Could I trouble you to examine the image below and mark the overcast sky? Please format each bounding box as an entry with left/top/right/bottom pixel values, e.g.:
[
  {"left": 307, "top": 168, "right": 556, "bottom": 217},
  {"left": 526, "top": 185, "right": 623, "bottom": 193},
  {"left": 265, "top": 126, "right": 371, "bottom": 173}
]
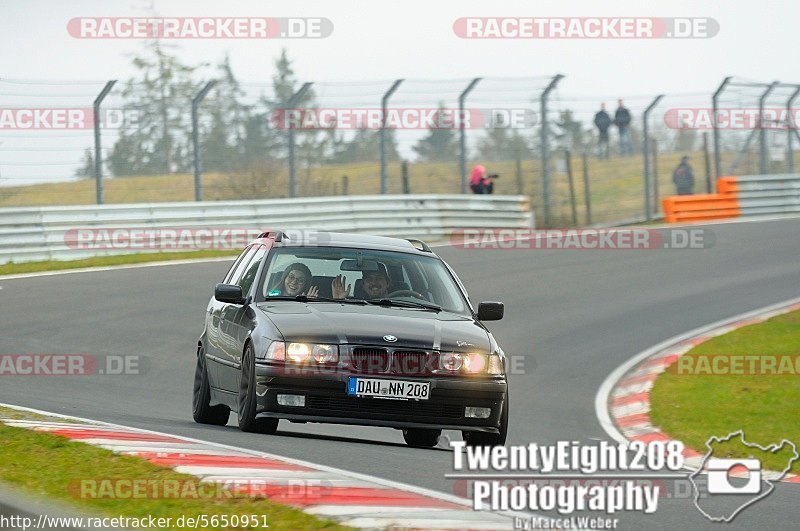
[
  {"left": 0, "top": 0, "right": 797, "bottom": 184},
  {"left": 3, "top": 0, "right": 796, "bottom": 94}
]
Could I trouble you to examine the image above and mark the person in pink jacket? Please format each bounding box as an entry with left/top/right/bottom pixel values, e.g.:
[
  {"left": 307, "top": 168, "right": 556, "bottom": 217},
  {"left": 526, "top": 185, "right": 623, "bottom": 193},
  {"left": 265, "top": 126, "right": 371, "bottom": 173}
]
[{"left": 470, "top": 164, "right": 495, "bottom": 194}]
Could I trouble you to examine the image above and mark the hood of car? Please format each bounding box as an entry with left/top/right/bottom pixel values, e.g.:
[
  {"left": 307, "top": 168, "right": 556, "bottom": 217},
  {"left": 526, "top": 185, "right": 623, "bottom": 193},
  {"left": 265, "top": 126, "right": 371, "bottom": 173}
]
[{"left": 256, "top": 302, "right": 491, "bottom": 352}]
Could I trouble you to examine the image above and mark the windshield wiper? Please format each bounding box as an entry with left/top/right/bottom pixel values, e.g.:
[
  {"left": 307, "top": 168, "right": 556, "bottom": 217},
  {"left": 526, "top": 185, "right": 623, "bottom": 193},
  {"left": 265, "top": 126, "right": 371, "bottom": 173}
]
[
  {"left": 366, "top": 298, "right": 442, "bottom": 312},
  {"left": 266, "top": 295, "right": 367, "bottom": 305}
]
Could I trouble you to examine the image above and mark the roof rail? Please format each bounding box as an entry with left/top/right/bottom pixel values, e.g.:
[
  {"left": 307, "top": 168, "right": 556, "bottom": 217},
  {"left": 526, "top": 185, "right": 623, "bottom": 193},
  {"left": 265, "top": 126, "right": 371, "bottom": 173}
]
[
  {"left": 257, "top": 230, "right": 285, "bottom": 242},
  {"left": 406, "top": 238, "right": 432, "bottom": 252}
]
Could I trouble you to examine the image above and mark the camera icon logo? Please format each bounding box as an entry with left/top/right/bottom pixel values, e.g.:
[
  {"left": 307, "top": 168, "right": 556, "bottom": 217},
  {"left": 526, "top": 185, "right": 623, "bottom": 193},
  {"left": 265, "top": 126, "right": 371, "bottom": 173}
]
[{"left": 706, "top": 458, "right": 761, "bottom": 494}]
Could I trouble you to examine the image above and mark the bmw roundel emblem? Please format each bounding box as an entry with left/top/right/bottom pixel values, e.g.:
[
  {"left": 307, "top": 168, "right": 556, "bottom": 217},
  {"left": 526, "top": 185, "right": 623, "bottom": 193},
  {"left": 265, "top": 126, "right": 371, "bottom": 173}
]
[{"left": 383, "top": 335, "right": 397, "bottom": 342}]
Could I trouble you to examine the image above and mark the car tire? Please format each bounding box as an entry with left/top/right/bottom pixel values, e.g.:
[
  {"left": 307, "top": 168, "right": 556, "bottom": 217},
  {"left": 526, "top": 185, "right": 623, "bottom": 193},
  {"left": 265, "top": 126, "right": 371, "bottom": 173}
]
[
  {"left": 238, "top": 342, "right": 279, "bottom": 434},
  {"left": 192, "top": 346, "right": 230, "bottom": 426},
  {"left": 402, "top": 428, "right": 442, "bottom": 448},
  {"left": 463, "top": 395, "right": 508, "bottom": 448}
]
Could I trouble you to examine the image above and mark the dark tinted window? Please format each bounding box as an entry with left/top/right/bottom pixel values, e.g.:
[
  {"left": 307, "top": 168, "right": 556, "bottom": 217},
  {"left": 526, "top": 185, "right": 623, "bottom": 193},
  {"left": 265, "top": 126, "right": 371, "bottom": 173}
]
[
  {"left": 226, "top": 245, "right": 256, "bottom": 286},
  {"left": 238, "top": 245, "right": 266, "bottom": 296}
]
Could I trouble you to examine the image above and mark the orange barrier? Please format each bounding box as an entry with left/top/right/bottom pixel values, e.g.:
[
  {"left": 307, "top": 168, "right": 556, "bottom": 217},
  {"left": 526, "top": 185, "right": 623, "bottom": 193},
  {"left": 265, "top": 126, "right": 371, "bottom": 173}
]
[
  {"left": 716, "top": 176, "right": 739, "bottom": 194},
  {"left": 662, "top": 176, "right": 740, "bottom": 223}
]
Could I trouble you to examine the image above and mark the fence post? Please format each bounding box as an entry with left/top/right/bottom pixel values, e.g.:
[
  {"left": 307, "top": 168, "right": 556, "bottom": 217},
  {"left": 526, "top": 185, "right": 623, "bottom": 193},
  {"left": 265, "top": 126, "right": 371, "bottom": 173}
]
[
  {"left": 702, "top": 133, "right": 712, "bottom": 193},
  {"left": 712, "top": 77, "right": 732, "bottom": 184},
  {"left": 401, "top": 161, "right": 410, "bottom": 194},
  {"left": 652, "top": 139, "right": 660, "bottom": 213},
  {"left": 581, "top": 151, "right": 591, "bottom": 225},
  {"left": 191, "top": 80, "right": 217, "bottom": 202},
  {"left": 380, "top": 79, "right": 403, "bottom": 194},
  {"left": 642, "top": 94, "right": 663, "bottom": 221},
  {"left": 458, "top": 78, "right": 481, "bottom": 194},
  {"left": 341, "top": 175, "right": 349, "bottom": 195},
  {"left": 540, "top": 74, "right": 564, "bottom": 227},
  {"left": 287, "top": 82, "right": 313, "bottom": 198},
  {"left": 565, "top": 150, "right": 577, "bottom": 225},
  {"left": 787, "top": 86, "right": 800, "bottom": 173},
  {"left": 758, "top": 81, "right": 779, "bottom": 175},
  {"left": 93, "top": 80, "right": 116, "bottom": 205}
]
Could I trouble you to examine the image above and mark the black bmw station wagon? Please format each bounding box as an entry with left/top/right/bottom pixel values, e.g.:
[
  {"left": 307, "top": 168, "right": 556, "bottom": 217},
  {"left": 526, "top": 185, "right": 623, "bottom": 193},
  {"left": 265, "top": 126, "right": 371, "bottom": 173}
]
[{"left": 193, "top": 230, "right": 509, "bottom": 448}]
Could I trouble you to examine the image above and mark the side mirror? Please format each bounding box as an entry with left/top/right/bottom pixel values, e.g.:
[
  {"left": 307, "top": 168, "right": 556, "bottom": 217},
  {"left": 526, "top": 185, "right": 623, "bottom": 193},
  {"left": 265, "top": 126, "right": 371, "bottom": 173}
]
[
  {"left": 477, "top": 301, "right": 504, "bottom": 321},
  {"left": 215, "top": 283, "right": 245, "bottom": 304}
]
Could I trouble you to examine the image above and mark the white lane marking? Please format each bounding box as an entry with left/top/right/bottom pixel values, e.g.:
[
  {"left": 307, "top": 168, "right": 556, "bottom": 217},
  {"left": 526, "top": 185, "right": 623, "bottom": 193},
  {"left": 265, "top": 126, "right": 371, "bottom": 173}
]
[
  {"left": 0, "top": 256, "right": 235, "bottom": 281},
  {"left": 595, "top": 295, "right": 800, "bottom": 445},
  {"left": 0, "top": 402, "right": 531, "bottom": 522}
]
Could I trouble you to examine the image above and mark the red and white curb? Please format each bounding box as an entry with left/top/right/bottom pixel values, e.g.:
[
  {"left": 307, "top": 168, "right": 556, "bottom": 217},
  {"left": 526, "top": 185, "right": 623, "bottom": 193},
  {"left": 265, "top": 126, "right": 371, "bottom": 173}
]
[
  {"left": 595, "top": 296, "right": 800, "bottom": 484},
  {"left": 0, "top": 404, "right": 523, "bottom": 530}
]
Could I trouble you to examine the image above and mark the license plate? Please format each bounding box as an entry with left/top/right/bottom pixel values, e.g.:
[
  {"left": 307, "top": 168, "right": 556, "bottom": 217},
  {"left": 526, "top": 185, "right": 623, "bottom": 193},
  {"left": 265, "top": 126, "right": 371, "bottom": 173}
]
[{"left": 347, "top": 377, "right": 430, "bottom": 400}]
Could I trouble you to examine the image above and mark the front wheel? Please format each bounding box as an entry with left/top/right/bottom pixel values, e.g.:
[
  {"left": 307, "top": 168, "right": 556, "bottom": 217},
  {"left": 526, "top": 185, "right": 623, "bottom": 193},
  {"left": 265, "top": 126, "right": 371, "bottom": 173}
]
[
  {"left": 463, "top": 396, "right": 508, "bottom": 447},
  {"left": 402, "top": 428, "right": 442, "bottom": 448},
  {"left": 192, "top": 346, "right": 230, "bottom": 426},
  {"left": 238, "top": 342, "right": 279, "bottom": 434}
]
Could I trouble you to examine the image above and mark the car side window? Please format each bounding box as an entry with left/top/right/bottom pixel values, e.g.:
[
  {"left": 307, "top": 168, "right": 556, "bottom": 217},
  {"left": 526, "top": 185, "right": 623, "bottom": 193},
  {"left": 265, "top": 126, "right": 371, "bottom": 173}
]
[
  {"left": 227, "top": 245, "right": 257, "bottom": 286},
  {"left": 223, "top": 245, "right": 252, "bottom": 284},
  {"left": 238, "top": 245, "right": 266, "bottom": 296}
]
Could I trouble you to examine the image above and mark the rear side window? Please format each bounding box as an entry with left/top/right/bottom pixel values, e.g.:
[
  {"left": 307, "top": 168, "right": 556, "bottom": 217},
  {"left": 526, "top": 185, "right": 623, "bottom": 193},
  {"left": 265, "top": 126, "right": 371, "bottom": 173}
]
[
  {"left": 238, "top": 245, "right": 267, "bottom": 296},
  {"left": 225, "top": 245, "right": 256, "bottom": 285}
]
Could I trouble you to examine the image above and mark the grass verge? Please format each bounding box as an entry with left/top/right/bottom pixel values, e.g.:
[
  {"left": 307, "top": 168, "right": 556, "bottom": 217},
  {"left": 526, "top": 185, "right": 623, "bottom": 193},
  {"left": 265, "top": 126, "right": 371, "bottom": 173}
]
[
  {"left": 0, "top": 409, "right": 347, "bottom": 530},
  {"left": 650, "top": 310, "right": 800, "bottom": 473},
  {"left": 0, "top": 250, "right": 237, "bottom": 276}
]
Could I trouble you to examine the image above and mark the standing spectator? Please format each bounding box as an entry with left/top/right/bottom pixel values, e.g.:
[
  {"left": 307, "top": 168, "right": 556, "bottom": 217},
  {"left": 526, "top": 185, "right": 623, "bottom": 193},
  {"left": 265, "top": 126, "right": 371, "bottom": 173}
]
[
  {"left": 614, "top": 99, "right": 633, "bottom": 156},
  {"left": 470, "top": 164, "right": 495, "bottom": 194},
  {"left": 593, "top": 103, "right": 611, "bottom": 159},
  {"left": 672, "top": 156, "right": 695, "bottom": 195}
]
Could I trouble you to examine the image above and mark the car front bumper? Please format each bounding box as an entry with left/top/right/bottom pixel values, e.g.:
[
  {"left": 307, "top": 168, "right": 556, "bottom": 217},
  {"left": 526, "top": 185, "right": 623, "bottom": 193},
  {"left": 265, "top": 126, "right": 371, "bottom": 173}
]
[{"left": 254, "top": 362, "right": 507, "bottom": 433}]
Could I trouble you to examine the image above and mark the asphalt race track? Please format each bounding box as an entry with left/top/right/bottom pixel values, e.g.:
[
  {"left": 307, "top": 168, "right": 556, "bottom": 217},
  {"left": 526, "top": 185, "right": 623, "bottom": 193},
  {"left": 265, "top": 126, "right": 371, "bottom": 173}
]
[{"left": 1, "top": 218, "right": 799, "bottom": 529}]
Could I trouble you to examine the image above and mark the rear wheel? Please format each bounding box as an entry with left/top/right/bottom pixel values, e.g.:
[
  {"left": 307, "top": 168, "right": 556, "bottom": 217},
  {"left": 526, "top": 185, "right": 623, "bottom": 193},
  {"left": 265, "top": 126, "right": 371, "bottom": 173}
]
[
  {"left": 463, "top": 396, "right": 508, "bottom": 447},
  {"left": 192, "top": 346, "right": 230, "bottom": 426},
  {"left": 402, "top": 428, "right": 442, "bottom": 448},
  {"left": 238, "top": 342, "right": 279, "bottom": 434}
]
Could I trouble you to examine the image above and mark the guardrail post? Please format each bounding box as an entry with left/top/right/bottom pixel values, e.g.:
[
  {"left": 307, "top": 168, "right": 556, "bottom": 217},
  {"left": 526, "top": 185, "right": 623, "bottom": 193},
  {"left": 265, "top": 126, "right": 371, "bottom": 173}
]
[
  {"left": 702, "top": 133, "right": 712, "bottom": 193},
  {"left": 191, "top": 80, "right": 216, "bottom": 202},
  {"left": 787, "top": 86, "right": 800, "bottom": 173},
  {"left": 581, "top": 151, "right": 591, "bottom": 225},
  {"left": 758, "top": 81, "right": 779, "bottom": 175},
  {"left": 642, "top": 94, "right": 663, "bottom": 221},
  {"left": 565, "top": 150, "right": 577, "bottom": 225},
  {"left": 380, "top": 79, "right": 403, "bottom": 194},
  {"left": 93, "top": 80, "right": 116, "bottom": 205},
  {"left": 287, "top": 82, "right": 313, "bottom": 198},
  {"left": 458, "top": 78, "right": 481, "bottom": 194},
  {"left": 652, "top": 139, "right": 660, "bottom": 212},
  {"left": 540, "top": 74, "right": 564, "bottom": 227},
  {"left": 712, "top": 76, "right": 732, "bottom": 184},
  {"left": 401, "top": 161, "right": 410, "bottom": 194}
]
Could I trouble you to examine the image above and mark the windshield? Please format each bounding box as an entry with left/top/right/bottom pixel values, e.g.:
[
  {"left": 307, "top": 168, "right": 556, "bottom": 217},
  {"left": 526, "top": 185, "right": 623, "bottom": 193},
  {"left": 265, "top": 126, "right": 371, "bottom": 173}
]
[{"left": 256, "top": 246, "right": 471, "bottom": 315}]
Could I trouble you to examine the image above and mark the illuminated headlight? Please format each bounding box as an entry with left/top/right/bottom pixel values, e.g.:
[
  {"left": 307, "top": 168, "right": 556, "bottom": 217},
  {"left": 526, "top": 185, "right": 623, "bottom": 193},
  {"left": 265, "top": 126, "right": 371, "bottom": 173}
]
[
  {"left": 312, "top": 344, "right": 338, "bottom": 363},
  {"left": 286, "top": 342, "right": 338, "bottom": 364},
  {"left": 439, "top": 352, "right": 463, "bottom": 371},
  {"left": 463, "top": 353, "right": 488, "bottom": 373},
  {"left": 488, "top": 354, "right": 504, "bottom": 375}
]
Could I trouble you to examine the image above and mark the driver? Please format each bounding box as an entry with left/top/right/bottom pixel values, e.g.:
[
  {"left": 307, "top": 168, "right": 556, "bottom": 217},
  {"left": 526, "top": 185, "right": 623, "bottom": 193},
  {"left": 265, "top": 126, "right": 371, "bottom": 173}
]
[{"left": 362, "top": 268, "right": 390, "bottom": 299}]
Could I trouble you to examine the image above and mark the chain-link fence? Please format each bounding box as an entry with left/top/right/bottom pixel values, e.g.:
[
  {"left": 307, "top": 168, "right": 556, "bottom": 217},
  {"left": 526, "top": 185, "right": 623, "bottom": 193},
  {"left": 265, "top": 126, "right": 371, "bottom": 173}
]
[{"left": 0, "top": 75, "right": 797, "bottom": 227}]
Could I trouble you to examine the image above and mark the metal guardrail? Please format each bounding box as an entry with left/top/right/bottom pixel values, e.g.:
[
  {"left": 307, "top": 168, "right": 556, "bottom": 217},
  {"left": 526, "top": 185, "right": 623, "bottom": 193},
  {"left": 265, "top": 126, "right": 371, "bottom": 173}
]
[
  {"left": 0, "top": 195, "right": 533, "bottom": 264},
  {"left": 721, "top": 174, "right": 800, "bottom": 215},
  {"left": 663, "top": 173, "right": 800, "bottom": 222}
]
